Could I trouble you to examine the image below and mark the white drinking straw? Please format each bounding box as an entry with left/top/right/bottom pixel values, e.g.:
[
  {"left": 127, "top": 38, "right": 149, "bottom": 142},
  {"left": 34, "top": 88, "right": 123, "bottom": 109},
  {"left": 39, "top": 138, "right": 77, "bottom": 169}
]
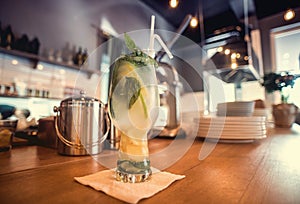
[
  {"left": 149, "top": 15, "right": 155, "bottom": 57},
  {"left": 148, "top": 15, "right": 173, "bottom": 59},
  {"left": 154, "top": 34, "right": 173, "bottom": 59}
]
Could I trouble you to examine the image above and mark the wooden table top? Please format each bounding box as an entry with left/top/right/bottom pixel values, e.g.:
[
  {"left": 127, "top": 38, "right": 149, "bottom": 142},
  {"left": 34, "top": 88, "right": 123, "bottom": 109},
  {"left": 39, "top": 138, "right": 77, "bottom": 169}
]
[{"left": 1, "top": 124, "right": 300, "bottom": 204}]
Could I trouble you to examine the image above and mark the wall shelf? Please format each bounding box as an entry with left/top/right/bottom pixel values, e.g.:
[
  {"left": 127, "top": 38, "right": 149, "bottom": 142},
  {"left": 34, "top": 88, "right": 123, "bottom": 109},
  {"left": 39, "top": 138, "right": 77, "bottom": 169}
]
[
  {"left": 0, "top": 47, "right": 100, "bottom": 78},
  {"left": 0, "top": 94, "right": 61, "bottom": 101}
]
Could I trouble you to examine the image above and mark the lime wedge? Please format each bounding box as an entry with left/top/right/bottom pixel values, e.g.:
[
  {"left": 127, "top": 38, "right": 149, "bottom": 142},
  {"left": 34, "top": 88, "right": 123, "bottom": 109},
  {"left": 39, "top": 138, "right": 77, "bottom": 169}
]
[{"left": 111, "top": 58, "right": 149, "bottom": 118}]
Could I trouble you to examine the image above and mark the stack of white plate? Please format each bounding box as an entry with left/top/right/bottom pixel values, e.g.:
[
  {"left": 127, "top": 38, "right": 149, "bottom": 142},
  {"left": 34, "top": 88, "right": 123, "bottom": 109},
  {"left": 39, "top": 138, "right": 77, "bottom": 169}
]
[
  {"left": 194, "top": 116, "right": 267, "bottom": 143},
  {"left": 217, "top": 101, "right": 255, "bottom": 116}
]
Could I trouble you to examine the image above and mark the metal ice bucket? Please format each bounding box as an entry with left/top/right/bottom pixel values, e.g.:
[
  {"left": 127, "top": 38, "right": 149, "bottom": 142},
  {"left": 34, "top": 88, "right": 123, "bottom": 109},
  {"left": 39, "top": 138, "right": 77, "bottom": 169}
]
[{"left": 53, "top": 91, "right": 109, "bottom": 156}]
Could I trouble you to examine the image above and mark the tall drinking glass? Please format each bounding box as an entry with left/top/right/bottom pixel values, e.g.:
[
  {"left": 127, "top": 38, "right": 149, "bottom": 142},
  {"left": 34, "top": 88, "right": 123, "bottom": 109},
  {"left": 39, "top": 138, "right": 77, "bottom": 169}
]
[{"left": 108, "top": 43, "right": 159, "bottom": 183}]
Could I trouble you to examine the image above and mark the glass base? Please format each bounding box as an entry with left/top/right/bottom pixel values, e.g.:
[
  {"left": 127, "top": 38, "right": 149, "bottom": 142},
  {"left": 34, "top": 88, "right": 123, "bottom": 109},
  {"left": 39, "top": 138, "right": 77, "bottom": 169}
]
[
  {"left": 115, "top": 168, "right": 152, "bottom": 183},
  {"left": 115, "top": 159, "right": 152, "bottom": 183}
]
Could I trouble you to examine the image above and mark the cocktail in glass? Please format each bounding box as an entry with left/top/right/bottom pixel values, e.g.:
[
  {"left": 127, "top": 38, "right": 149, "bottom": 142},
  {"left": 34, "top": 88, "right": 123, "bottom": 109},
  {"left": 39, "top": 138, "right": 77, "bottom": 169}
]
[{"left": 108, "top": 35, "right": 159, "bottom": 183}]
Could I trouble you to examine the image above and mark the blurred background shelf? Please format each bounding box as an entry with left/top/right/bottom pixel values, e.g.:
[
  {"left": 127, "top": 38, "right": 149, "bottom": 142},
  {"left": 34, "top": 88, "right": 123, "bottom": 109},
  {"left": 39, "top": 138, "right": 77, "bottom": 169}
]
[{"left": 0, "top": 47, "right": 99, "bottom": 77}]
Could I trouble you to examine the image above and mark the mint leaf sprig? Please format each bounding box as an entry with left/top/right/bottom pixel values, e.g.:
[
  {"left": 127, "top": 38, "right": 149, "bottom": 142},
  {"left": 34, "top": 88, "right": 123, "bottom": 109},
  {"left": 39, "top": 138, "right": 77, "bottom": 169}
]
[
  {"left": 124, "top": 33, "right": 158, "bottom": 68},
  {"left": 124, "top": 33, "right": 137, "bottom": 52},
  {"left": 125, "top": 77, "right": 148, "bottom": 118}
]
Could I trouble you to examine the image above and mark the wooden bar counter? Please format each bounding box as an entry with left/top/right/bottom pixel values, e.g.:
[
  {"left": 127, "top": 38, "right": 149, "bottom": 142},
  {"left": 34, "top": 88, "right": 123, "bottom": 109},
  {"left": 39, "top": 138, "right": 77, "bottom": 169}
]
[{"left": 1, "top": 124, "right": 300, "bottom": 203}]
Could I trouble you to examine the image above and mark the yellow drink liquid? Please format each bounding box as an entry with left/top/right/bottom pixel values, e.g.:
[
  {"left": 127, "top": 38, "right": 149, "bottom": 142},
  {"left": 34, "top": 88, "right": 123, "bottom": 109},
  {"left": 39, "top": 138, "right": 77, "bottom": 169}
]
[{"left": 109, "top": 56, "right": 158, "bottom": 183}]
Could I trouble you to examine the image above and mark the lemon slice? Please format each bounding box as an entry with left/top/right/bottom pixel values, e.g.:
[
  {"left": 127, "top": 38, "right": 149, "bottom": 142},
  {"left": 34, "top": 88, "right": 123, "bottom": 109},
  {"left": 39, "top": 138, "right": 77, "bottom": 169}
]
[
  {"left": 114, "top": 60, "right": 136, "bottom": 81},
  {"left": 119, "top": 132, "right": 149, "bottom": 157},
  {"left": 111, "top": 58, "right": 149, "bottom": 117}
]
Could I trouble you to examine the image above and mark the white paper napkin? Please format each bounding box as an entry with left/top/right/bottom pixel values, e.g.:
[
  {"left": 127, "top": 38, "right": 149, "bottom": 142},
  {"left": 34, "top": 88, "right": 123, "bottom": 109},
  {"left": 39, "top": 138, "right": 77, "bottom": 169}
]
[{"left": 74, "top": 168, "right": 185, "bottom": 204}]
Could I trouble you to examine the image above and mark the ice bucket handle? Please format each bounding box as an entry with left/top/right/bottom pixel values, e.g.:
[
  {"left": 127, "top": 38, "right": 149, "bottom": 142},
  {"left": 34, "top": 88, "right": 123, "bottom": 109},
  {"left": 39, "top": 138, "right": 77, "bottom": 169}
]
[{"left": 53, "top": 104, "right": 110, "bottom": 149}]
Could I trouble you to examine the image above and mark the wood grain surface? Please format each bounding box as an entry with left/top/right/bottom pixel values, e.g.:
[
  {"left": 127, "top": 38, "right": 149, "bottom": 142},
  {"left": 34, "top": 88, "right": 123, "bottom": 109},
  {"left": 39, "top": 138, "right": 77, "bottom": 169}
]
[{"left": 1, "top": 124, "right": 300, "bottom": 204}]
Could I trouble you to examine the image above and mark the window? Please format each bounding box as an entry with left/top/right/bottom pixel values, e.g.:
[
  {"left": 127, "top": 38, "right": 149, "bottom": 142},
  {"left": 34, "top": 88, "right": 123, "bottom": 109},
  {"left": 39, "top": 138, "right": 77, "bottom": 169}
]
[{"left": 271, "top": 22, "right": 300, "bottom": 107}]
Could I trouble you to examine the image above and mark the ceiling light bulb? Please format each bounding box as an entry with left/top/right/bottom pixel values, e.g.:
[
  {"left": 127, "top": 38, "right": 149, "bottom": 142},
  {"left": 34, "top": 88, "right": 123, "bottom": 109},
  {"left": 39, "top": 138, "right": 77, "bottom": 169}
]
[
  {"left": 217, "top": 47, "right": 223, "bottom": 52},
  {"left": 231, "top": 62, "right": 238, "bottom": 69},
  {"left": 169, "top": 0, "right": 179, "bottom": 8},
  {"left": 37, "top": 64, "right": 44, "bottom": 70},
  {"left": 190, "top": 17, "right": 198, "bottom": 28},
  {"left": 11, "top": 59, "right": 18, "bottom": 65},
  {"left": 224, "top": 49, "right": 230, "bottom": 55},
  {"left": 284, "top": 9, "right": 295, "bottom": 21},
  {"left": 231, "top": 53, "right": 237, "bottom": 59},
  {"left": 59, "top": 69, "right": 66, "bottom": 75}
]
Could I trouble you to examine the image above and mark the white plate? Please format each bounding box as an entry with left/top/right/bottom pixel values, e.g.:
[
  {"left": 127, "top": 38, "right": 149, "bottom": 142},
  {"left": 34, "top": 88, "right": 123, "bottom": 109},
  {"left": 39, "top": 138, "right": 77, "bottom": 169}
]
[
  {"left": 197, "top": 127, "right": 267, "bottom": 133},
  {"left": 195, "top": 121, "right": 266, "bottom": 127},
  {"left": 197, "top": 132, "right": 267, "bottom": 140},
  {"left": 197, "top": 122, "right": 267, "bottom": 128},
  {"left": 198, "top": 122, "right": 266, "bottom": 125},
  {"left": 217, "top": 109, "right": 253, "bottom": 112},
  {"left": 216, "top": 113, "right": 254, "bottom": 116},
  {"left": 197, "top": 132, "right": 266, "bottom": 138},
  {"left": 195, "top": 116, "right": 266, "bottom": 122},
  {"left": 198, "top": 127, "right": 267, "bottom": 134},
  {"left": 198, "top": 122, "right": 266, "bottom": 127},
  {"left": 203, "top": 138, "right": 258, "bottom": 143}
]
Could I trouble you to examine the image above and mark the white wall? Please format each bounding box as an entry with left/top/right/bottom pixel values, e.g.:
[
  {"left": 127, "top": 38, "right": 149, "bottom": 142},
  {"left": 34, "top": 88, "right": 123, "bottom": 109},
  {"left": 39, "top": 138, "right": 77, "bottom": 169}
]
[
  {"left": 0, "top": 0, "right": 175, "bottom": 118},
  {"left": 0, "top": 0, "right": 174, "bottom": 53},
  {"left": 0, "top": 0, "right": 175, "bottom": 97}
]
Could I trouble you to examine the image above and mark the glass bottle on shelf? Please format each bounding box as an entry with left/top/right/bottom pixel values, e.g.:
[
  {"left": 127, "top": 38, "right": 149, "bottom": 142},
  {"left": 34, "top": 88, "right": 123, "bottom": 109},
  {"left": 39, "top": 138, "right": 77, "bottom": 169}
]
[
  {"left": 82, "top": 48, "right": 88, "bottom": 65},
  {"left": 2, "top": 25, "right": 15, "bottom": 50},
  {"left": 62, "top": 42, "right": 71, "bottom": 63},
  {"left": 73, "top": 47, "right": 83, "bottom": 66},
  {"left": 14, "top": 34, "right": 29, "bottom": 52},
  {"left": 29, "top": 37, "right": 40, "bottom": 55},
  {"left": 0, "top": 21, "right": 2, "bottom": 47}
]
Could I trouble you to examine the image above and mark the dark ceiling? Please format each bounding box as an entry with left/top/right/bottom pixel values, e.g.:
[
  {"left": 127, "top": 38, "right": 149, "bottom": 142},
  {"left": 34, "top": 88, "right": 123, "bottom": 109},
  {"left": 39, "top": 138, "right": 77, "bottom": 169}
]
[{"left": 140, "top": 0, "right": 300, "bottom": 43}]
